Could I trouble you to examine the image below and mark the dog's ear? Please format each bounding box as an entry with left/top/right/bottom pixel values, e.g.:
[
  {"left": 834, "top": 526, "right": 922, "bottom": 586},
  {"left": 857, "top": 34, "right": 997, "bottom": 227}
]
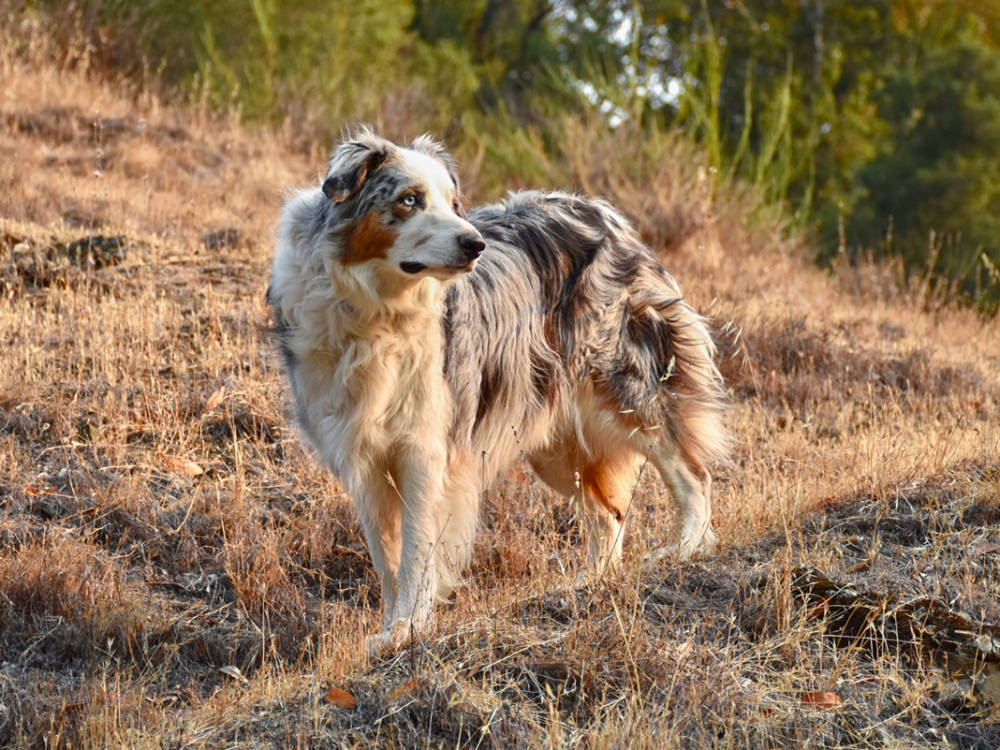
[
  {"left": 322, "top": 135, "right": 390, "bottom": 204},
  {"left": 410, "top": 132, "right": 460, "bottom": 194}
]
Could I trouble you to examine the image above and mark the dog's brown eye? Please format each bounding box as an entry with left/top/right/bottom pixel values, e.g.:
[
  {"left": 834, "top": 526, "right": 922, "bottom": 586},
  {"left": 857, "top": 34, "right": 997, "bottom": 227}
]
[{"left": 452, "top": 201, "right": 460, "bottom": 214}]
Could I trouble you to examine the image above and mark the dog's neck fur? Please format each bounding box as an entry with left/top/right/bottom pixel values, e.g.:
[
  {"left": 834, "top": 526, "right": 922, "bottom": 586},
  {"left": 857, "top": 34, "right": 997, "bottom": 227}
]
[
  {"left": 287, "top": 259, "right": 456, "bottom": 484},
  {"left": 329, "top": 263, "right": 448, "bottom": 337}
]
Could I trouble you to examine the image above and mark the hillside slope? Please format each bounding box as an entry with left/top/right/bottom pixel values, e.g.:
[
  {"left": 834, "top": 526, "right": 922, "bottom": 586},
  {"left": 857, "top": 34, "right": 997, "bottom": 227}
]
[{"left": 1, "top": 38, "right": 999, "bottom": 749}]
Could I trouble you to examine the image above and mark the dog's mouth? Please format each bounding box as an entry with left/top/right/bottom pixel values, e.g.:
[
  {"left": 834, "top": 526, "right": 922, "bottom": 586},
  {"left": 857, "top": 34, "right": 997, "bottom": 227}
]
[{"left": 399, "top": 260, "right": 477, "bottom": 275}]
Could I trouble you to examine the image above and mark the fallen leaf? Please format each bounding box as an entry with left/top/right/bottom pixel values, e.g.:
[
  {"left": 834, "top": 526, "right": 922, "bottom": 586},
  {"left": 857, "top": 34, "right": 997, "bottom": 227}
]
[
  {"left": 204, "top": 385, "right": 226, "bottom": 414},
  {"left": 324, "top": 687, "right": 356, "bottom": 709},
  {"left": 801, "top": 691, "right": 842, "bottom": 710},
  {"left": 972, "top": 543, "right": 1000, "bottom": 557},
  {"left": 805, "top": 596, "right": 831, "bottom": 622},
  {"left": 816, "top": 496, "right": 840, "bottom": 511},
  {"left": 158, "top": 453, "right": 204, "bottom": 477},
  {"left": 756, "top": 707, "right": 776, "bottom": 720}
]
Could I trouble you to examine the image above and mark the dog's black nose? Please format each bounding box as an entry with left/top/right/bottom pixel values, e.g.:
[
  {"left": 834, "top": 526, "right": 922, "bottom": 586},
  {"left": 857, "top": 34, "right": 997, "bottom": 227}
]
[{"left": 457, "top": 232, "right": 486, "bottom": 261}]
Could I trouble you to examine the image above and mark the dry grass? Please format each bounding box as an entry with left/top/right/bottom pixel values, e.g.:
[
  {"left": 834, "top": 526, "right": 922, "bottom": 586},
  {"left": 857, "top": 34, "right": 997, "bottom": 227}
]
[{"left": 2, "top": 26, "right": 1000, "bottom": 750}]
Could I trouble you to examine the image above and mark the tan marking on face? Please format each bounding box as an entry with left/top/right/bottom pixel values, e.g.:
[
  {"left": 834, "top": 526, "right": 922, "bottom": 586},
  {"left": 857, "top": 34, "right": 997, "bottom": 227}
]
[
  {"left": 342, "top": 210, "right": 397, "bottom": 265},
  {"left": 390, "top": 188, "right": 421, "bottom": 221},
  {"left": 451, "top": 192, "right": 466, "bottom": 218}
]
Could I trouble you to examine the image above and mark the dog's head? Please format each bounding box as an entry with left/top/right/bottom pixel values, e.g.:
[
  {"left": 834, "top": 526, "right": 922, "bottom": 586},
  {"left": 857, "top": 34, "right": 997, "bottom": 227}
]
[{"left": 322, "top": 129, "right": 484, "bottom": 280}]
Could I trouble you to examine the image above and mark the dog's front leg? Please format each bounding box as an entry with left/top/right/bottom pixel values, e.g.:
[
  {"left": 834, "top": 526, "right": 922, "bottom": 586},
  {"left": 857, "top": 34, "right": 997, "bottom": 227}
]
[
  {"left": 384, "top": 443, "right": 448, "bottom": 640},
  {"left": 348, "top": 472, "right": 403, "bottom": 624}
]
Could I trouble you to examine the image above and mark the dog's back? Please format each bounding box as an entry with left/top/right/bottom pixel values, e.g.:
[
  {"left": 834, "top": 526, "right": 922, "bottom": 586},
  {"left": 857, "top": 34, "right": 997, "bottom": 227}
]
[{"left": 445, "top": 190, "right": 728, "bottom": 485}]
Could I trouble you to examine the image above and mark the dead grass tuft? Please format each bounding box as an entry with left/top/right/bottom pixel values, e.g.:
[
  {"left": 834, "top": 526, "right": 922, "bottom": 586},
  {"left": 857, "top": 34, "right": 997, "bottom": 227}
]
[
  {"left": 0, "top": 536, "right": 156, "bottom": 665},
  {"left": 726, "top": 315, "right": 996, "bottom": 410}
]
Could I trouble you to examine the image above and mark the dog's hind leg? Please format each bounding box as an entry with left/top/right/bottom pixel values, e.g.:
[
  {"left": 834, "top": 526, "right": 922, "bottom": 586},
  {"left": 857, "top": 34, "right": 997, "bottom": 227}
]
[
  {"left": 579, "top": 458, "right": 644, "bottom": 574},
  {"left": 531, "top": 447, "right": 643, "bottom": 575},
  {"left": 640, "top": 437, "right": 715, "bottom": 561}
]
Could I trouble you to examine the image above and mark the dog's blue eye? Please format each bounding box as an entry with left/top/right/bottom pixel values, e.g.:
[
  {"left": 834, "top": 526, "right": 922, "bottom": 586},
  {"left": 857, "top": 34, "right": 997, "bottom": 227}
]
[{"left": 399, "top": 194, "right": 417, "bottom": 208}]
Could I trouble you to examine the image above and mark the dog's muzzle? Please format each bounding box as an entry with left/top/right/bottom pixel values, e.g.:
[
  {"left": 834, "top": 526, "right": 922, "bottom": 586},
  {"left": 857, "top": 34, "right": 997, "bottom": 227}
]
[
  {"left": 399, "top": 232, "right": 485, "bottom": 275},
  {"left": 457, "top": 232, "right": 486, "bottom": 263}
]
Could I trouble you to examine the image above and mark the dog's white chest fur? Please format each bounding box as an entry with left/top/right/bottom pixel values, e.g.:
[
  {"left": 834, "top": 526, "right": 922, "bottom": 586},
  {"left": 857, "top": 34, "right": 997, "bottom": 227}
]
[{"left": 291, "top": 297, "right": 451, "bottom": 487}]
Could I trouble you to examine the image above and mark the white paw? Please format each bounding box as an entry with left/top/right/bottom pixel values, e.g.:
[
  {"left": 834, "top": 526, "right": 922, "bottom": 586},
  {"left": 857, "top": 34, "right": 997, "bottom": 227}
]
[
  {"left": 698, "top": 525, "right": 717, "bottom": 554},
  {"left": 644, "top": 525, "right": 717, "bottom": 565},
  {"left": 677, "top": 521, "right": 716, "bottom": 560},
  {"left": 642, "top": 546, "right": 674, "bottom": 567},
  {"left": 364, "top": 618, "right": 414, "bottom": 657}
]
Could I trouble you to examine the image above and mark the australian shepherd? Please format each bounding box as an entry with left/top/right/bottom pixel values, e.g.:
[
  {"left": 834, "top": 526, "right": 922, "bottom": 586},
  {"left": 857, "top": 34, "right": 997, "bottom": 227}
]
[{"left": 267, "top": 128, "right": 728, "bottom": 650}]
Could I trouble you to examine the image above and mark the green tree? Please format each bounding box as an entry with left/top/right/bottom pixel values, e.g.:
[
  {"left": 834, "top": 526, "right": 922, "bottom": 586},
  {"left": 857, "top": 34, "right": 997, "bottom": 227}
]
[
  {"left": 847, "top": 23, "right": 1000, "bottom": 307},
  {"left": 558, "top": 0, "right": 1000, "bottom": 310}
]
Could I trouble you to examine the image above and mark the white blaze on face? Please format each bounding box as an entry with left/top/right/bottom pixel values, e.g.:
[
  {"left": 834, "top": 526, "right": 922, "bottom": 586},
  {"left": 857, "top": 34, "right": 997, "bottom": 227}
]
[
  {"left": 403, "top": 149, "right": 455, "bottom": 212},
  {"left": 388, "top": 149, "right": 479, "bottom": 275}
]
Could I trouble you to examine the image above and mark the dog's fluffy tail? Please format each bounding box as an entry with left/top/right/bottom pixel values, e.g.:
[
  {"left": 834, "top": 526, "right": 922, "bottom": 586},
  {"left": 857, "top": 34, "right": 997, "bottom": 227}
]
[
  {"left": 664, "top": 300, "right": 730, "bottom": 472},
  {"left": 619, "top": 264, "right": 730, "bottom": 473}
]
